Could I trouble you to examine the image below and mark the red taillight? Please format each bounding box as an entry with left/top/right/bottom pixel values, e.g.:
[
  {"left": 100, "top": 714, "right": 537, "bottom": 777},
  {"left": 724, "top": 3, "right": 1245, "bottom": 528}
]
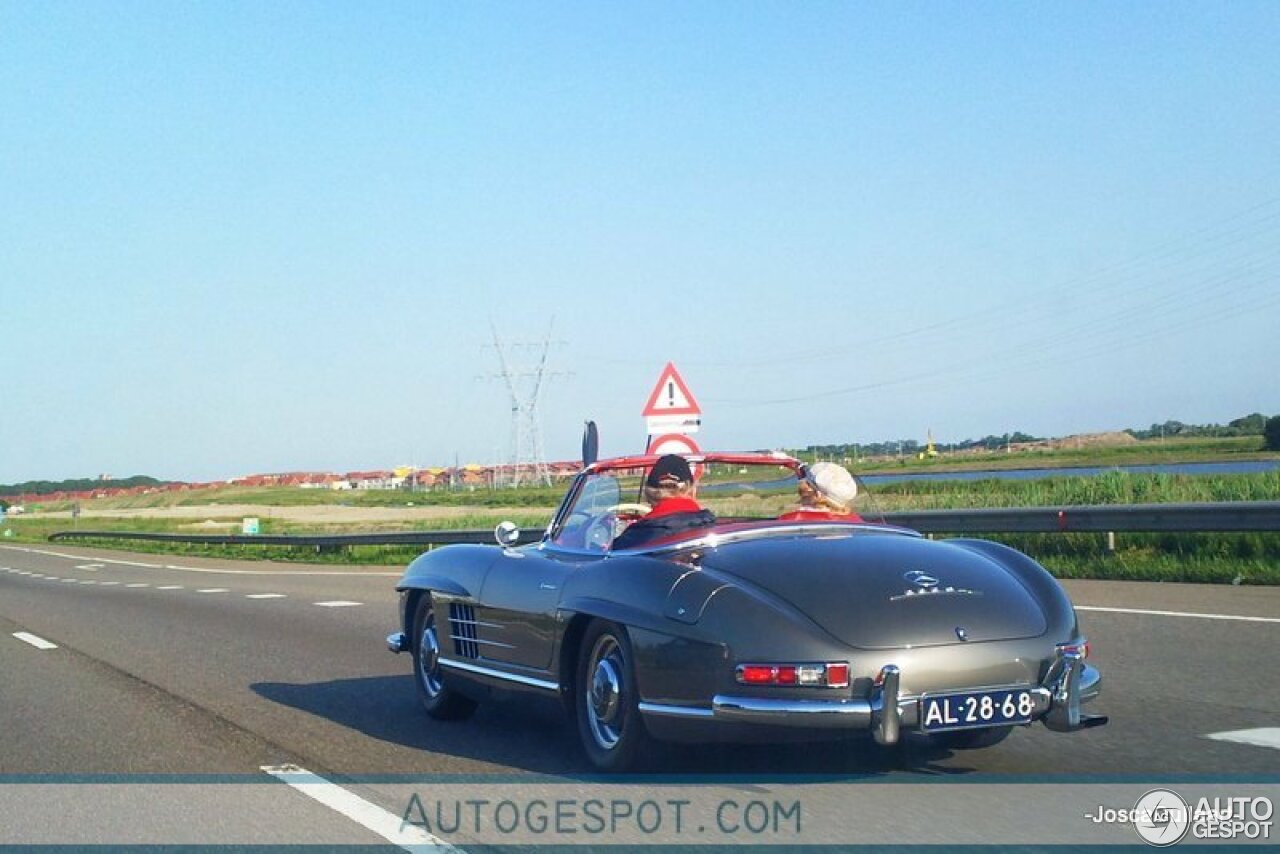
[
  {"left": 735, "top": 662, "right": 849, "bottom": 687},
  {"left": 738, "top": 665, "right": 775, "bottom": 684},
  {"left": 1058, "top": 639, "right": 1090, "bottom": 660}
]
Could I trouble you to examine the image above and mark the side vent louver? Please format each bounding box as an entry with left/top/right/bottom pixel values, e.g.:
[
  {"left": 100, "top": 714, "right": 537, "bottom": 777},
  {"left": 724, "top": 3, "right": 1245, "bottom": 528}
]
[{"left": 449, "top": 603, "right": 480, "bottom": 659}]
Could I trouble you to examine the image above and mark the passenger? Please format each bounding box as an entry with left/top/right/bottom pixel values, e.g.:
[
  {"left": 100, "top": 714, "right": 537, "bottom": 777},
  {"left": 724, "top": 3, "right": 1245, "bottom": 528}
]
[
  {"left": 611, "top": 454, "right": 717, "bottom": 550},
  {"left": 780, "top": 461, "right": 862, "bottom": 521}
]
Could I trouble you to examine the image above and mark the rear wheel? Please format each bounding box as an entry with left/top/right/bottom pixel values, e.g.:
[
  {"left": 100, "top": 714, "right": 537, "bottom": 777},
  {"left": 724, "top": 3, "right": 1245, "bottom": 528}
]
[
  {"left": 575, "top": 620, "right": 650, "bottom": 771},
  {"left": 412, "top": 596, "right": 477, "bottom": 720}
]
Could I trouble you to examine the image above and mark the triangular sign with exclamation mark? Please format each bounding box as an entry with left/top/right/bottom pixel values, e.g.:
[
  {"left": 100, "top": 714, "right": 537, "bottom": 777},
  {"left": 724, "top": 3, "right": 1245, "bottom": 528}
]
[{"left": 641, "top": 362, "right": 701, "bottom": 417}]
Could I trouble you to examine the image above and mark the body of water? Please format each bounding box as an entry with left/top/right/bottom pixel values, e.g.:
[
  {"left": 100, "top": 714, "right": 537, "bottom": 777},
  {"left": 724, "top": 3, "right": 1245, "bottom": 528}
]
[{"left": 859, "top": 459, "right": 1280, "bottom": 486}]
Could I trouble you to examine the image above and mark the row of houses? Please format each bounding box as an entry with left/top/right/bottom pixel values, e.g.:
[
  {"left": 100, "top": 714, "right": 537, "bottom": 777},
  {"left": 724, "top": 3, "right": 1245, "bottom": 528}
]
[{"left": 1, "top": 462, "right": 589, "bottom": 506}]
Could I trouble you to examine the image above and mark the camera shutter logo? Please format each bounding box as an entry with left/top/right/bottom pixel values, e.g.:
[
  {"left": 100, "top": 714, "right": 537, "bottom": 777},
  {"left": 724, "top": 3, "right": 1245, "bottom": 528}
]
[{"left": 1133, "top": 789, "right": 1190, "bottom": 846}]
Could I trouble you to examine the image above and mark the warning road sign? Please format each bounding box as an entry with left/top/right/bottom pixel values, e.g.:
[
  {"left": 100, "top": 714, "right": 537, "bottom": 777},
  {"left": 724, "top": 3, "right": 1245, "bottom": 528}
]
[
  {"left": 646, "top": 433, "right": 701, "bottom": 458},
  {"left": 641, "top": 362, "right": 701, "bottom": 417}
]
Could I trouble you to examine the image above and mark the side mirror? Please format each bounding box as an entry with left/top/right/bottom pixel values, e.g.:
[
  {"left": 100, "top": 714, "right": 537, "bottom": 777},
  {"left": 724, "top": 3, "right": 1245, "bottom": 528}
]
[{"left": 494, "top": 521, "right": 521, "bottom": 548}]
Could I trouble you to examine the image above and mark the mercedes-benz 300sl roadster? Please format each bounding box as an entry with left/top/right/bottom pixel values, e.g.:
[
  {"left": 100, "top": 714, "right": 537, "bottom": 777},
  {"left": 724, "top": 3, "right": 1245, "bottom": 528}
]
[{"left": 386, "top": 452, "right": 1105, "bottom": 770}]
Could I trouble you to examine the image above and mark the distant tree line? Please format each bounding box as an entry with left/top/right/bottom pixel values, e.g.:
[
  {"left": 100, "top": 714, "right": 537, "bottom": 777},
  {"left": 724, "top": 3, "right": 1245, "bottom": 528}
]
[
  {"left": 1129, "top": 412, "right": 1272, "bottom": 440},
  {"left": 0, "top": 475, "right": 167, "bottom": 500},
  {"left": 801, "top": 431, "right": 1044, "bottom": 459},
  {"left": 802, "top": 412, "right": 1280, "bottom": 459}
]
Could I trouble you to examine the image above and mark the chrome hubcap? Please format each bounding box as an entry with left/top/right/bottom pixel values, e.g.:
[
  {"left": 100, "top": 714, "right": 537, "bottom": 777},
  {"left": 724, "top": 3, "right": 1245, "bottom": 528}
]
[
  {"left": 584, "top": 635, "right": 626, "bottom": 750},
  {"left": 590, "top": 659, "right": 621, "bottom": 723},
  {"left": 418, "top": 618, "right": 443, "bottom": 697}
]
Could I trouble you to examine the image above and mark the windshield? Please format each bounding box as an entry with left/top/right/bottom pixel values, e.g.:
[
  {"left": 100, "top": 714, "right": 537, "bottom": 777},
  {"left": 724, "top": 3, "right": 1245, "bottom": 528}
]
[{"left": 548, "top": 457, "right": 882, "bottom": 551}]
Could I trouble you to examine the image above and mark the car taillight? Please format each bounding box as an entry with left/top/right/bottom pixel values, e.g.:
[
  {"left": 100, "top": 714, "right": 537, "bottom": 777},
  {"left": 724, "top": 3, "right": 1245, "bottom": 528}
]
[
  {"left": 1057, "top": 639, "right": 1090, "bottom": 659},
  {"left": 735, "top": 662, "right": 849, "bottom": 688},
  {"left": 825, "top": 662, "right": 850, "bottom": 687}
]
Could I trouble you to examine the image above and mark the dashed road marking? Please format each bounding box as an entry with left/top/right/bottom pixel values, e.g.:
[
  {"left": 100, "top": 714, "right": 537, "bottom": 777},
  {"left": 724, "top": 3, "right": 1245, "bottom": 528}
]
[
  {"left": 74, "top": 563, "right": 103, "bottom": 571},
  {"left": 156, "top": 585, "right": 184, "bottom": 590},
  {"left": 314, "top": 601, "right": 363, "bottom": 608},
  {"left": 0, "top": 545, "right": 398, "bottom": 576},
  {"left": 12, "top": 632, "right": 58, "bottom": 650},
  {"left": 246, "top": 593, "right": 286, "bottom": 599},
  {"left": 125, "top": 583, "right": 150, "bottom": 588},
  {"left": 78, "top": 580, "right": 98, "bottom": 585},
  {"left": 196, "top": 588, "right": 230, "bottom": 594},
  {"left": 261, "top": 764, "right": 459, "bottom": 852},
  {"left": 60, "top": 578, "right": 76, "bottom": 583},
  {"left": 1076, "top": 605, "right": 1280, "bottom": 624},
  {"left": 99, "top": 581, "right": 120, "bottom": 586},
  {"left": 1206, "top": 728, "right": 1280, "bottom": 751}
]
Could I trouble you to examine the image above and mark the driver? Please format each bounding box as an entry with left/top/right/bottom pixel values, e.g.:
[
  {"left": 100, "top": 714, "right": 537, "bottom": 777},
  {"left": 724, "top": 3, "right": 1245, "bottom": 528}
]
[{"left": 611, "top": 454, "right": 717, "bottom": 550}]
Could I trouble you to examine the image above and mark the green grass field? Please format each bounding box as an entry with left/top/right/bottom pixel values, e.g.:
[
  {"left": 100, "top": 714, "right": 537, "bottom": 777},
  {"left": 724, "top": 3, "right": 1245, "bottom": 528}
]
[{"left": 4, "top": 452, "right": 1277, "bottom": 584}]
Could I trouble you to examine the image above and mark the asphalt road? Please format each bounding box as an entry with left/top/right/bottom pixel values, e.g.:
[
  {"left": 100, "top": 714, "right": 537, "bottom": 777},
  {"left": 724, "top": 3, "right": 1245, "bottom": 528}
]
[{"left": 1, "top": 542, "right": 1277, "bottom": 846}]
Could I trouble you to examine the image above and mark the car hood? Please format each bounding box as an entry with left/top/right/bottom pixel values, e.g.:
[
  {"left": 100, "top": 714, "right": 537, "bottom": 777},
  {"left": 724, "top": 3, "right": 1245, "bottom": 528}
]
[{"left": 698, "top": 531, "right": 1047, "bottom": 649}]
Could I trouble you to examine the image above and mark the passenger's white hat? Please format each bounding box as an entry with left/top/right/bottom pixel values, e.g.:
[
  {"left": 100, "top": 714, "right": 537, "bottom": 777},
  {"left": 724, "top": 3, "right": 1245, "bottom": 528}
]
[{"left": 805, "top": 462, "right": 858, "bottom": 509}]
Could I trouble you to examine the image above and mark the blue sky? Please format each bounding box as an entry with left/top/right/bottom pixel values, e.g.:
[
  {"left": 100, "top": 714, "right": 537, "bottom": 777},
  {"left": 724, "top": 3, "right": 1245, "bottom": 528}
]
[{"left": 2, "top": 2, "right": 1278, "bottom": 482}]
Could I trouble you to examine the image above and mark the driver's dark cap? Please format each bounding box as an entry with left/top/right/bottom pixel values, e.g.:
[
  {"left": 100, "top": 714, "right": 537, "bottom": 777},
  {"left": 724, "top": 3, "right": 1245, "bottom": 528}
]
[{"left": 646, "top": 454, "right": 692, "bottom": 487}]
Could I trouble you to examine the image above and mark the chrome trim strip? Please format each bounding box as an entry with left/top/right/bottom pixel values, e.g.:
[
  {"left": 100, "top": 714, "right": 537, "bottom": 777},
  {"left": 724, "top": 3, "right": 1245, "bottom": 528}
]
[
  {"left": 712, "top": 694, "right": 874, "bottom": 728},
  {"left": 638, "top": 701, "right": 715, "bottom": 719},
  {"left": 619, "top": 522, "right": 920, "bottom": 556},
  {"left": 449, "top": 634, "right": 516, "bottom": 649},
  {"left": 449, "top": 616, "right": 505, "bottom": 630},
  {"left": 438, "top": 656, "right": 559, "bottom": 692}
]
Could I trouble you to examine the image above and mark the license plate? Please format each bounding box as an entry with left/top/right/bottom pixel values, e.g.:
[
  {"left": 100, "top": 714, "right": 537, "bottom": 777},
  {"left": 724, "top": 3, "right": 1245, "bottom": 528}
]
[{"left": 919, "top": 689, "right": 1035, "bottom": 732}]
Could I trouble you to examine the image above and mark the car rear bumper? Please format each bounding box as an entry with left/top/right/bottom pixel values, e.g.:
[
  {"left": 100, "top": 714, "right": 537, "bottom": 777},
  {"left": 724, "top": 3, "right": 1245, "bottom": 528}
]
[{"left": 643, "top": 647, "right": 1103, "bottom": 745}]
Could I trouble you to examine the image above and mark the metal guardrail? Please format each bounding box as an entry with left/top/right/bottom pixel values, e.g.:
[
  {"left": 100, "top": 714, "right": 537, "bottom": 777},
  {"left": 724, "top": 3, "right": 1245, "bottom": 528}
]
[
  {"left": 878, "top": 501, "right": 1280, "bottom": 534},
  {"left": 47, "top": 529, "right": 544, "bottom": 548},
  {"left": 45, "top": 502, "right": 1280, "bottom": 549}
]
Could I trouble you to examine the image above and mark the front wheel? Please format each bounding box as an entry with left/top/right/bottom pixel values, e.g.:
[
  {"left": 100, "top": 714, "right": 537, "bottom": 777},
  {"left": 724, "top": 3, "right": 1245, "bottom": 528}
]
[
  {"left": 412, "top": 596, "right": 477, "bottom": 720},
  {"left": 575, "top": 620, "right": 650, "bottom": 771}
]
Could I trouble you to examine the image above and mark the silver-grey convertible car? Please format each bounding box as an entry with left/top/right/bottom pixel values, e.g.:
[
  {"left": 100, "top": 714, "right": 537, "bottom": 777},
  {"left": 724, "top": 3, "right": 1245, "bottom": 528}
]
[{"left": 386, "top": 451, "right": 1105, "bottom": 771}]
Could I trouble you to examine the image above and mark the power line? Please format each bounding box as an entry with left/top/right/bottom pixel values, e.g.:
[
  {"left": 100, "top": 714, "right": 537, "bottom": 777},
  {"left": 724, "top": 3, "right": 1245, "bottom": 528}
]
[{"left": 478, "top": 320, "right": 568, "bottom": 487}]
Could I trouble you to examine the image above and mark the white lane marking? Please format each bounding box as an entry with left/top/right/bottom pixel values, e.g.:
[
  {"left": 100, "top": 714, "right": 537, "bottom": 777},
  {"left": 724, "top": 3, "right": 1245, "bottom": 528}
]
[
  {"left": 125, "top": 583, "right": 150, "bottom": 588},
  {"left": 0, "top": 545, "right": 400, "bottom": 576},
  {"left": 1076, "top": 605, "right": 1280, "bottom": 624},
  {"left": 261, "top": 764, "right": 458, "bottom": 852},
  {"left": 12, "top": 632, "right": 58, "bottom": 650},
  {"left": 1206, "top": 728, "right": 1280, "bottom": 751},
  {"left": 196, "top": 588, "right": 229, "bottom": 594},
  {"left": 60, "top": 578, "right": 76, "bottom": 583},
  {"left": 246, "top": 593, "right": 286, "bottom": 599},
  {"left": 314, "top": 600, "right": 363, "bottom": 608},
  {"left": 99, "top": 581, "right": 120, "bottom": 586},
  {"left": 156, "top": 585, "right": 184, "bottom": 590},
  {"left": 74, "top": 563, "right": 103, "bottom": 571},
  {"left": 78, "top": 580, "right": 98, "bottom": 585}
]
